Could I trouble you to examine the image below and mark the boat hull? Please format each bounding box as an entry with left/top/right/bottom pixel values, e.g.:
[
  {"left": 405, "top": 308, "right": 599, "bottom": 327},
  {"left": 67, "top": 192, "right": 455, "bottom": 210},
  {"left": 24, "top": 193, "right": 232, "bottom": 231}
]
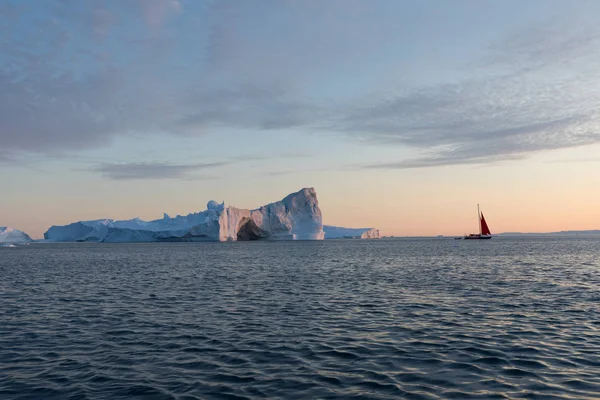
[{"left": 463, "top": 234, "right": 492, "bottom": 240}]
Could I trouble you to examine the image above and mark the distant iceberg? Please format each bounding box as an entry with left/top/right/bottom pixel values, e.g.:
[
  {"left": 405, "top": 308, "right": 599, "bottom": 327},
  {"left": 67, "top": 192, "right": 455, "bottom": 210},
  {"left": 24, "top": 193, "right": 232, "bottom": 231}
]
[
  {"left": 323, "top": 226, "right": 379, "bottom": 239},
  {"left": 0, "top": 227, "right": 33, "bottom": 244},
  {"left": 45, "top": 188, "right": 326, "bottom": 242}
]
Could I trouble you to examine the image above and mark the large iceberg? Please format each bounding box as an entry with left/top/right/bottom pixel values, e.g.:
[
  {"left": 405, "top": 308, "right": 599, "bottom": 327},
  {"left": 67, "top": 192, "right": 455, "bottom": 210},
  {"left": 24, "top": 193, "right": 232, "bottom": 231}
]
[
  {"left": 0, "top": 227, "right": 33, "bottom": 244},
  {"left": 323, "top": 225, "right": 380, "bottom": 239},
  {"left": 44, "top": 188, "right": 326, "bottom": 242}
]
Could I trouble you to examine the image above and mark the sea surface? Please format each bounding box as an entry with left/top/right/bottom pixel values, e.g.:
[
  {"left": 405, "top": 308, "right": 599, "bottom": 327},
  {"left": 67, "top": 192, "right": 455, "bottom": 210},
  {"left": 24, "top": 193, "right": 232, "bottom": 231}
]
[{"left": 1, "top": 237, "right": 599, "bottom": 399}]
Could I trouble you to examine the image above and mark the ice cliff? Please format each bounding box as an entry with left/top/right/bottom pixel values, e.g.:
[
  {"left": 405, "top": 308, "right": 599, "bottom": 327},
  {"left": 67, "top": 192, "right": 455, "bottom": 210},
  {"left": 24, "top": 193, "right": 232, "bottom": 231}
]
[
  {"left": 323, "top": 226, "right": 380, "bottom": 239},
  {"left": 0, "top": 227, "right": 33, "bottom": 244},
  {"left": 44, "top": 188, "right": 326, "bottom": 242}
]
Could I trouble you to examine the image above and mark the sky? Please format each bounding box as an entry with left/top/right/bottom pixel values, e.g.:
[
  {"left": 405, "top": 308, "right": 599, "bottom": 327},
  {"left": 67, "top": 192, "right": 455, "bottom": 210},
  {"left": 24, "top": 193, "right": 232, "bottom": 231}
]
[{"left": 2, "top": 0, "right": 600, "bottom": 238}]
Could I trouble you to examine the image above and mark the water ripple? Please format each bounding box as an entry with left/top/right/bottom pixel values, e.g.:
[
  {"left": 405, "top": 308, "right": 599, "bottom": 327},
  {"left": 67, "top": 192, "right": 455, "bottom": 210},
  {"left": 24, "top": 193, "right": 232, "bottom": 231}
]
[{"left": 1, "top": 237, "right": 600, "bottom": 399}]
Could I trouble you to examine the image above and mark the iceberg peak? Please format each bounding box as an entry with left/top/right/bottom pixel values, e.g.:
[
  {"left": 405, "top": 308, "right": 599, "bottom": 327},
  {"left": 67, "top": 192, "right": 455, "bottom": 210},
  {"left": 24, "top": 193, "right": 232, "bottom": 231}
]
[
  {"left": 0, "top": 226, "right": 33, "bottom": 244},
  {"left": 206, "top": 200, "right": 225, "bottom": 212}
]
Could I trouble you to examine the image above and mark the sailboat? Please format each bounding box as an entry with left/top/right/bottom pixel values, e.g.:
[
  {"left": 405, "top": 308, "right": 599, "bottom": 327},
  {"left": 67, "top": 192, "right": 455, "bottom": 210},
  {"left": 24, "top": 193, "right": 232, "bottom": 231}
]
[{"left": 463, "top": 204, "right": 492, "bottom": 240}]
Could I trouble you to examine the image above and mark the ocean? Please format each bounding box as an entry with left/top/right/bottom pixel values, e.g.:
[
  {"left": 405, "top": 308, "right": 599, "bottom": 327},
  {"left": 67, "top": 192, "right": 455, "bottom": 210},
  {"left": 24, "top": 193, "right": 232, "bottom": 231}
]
[{"left": 1, "top": 237, "right": 599, "bottom": 399}]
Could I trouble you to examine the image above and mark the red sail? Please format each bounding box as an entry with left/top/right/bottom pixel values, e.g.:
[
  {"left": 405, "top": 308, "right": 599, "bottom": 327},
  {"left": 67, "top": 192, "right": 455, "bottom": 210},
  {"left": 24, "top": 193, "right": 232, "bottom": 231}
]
[{"left": 480, "top": 213, "right": 491, "bottom": 235}]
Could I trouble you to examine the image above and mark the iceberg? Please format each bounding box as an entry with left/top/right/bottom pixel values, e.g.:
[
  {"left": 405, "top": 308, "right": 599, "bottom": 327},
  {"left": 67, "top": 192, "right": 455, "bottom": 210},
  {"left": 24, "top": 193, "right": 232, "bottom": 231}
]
[
  {"left": 44, "top": 188, "right": 326, "bottom": 242},
  {"left": 323, "top": 225, "right": 380, "bottom": 239},
  {"left": 0, "top": 227, "right": 33, "bottom": 244}
]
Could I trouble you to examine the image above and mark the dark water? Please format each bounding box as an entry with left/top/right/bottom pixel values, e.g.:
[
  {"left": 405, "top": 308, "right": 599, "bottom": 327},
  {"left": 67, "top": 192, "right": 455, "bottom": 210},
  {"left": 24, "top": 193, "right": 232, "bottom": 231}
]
[{"left": 1, "top": 238, "right": 599, "bottom": 399}]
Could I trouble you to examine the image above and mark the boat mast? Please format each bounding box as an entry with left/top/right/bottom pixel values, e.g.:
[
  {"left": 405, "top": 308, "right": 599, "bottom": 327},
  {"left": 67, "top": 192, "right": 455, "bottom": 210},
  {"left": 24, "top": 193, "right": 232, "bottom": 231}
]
[{"left": 478, "top": 204, "right": 481, "bottom": 235}]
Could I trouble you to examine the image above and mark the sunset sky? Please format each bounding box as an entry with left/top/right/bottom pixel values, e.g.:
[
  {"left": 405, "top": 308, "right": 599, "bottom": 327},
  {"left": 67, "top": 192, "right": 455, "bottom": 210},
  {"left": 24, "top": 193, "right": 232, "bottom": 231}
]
[{"left": 2, "top": 0, "right": 600, "bottom": 238}]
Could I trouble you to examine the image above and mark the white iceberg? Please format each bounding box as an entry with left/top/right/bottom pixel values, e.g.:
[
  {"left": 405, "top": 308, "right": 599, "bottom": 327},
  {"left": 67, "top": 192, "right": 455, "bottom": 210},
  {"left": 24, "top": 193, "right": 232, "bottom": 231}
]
[
  {"left": 0, "top": 226, "right": 33, "bottom": 244},
  {"left": 45, "top": 188, "right": 326, "bottom": 242},
  {"left": 323, "top": 226, "right": 380, "bottom": 239}
]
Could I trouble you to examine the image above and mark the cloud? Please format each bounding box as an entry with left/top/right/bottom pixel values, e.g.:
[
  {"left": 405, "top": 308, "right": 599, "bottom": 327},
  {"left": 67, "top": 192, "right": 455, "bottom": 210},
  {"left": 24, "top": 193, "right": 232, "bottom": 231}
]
[
  {"left": 1, "top": 0, "right": 600, "bottom": 172},
  {"left": 137, "top": 0, "right": 182, "bottom": 28},
  {"left": 0, "top": 151, "right": 16, "bottom": 164},
  {"left": 343, "top": 13, "right": 600, "bottom": 168},
  {"left": 91, "top": 161, "right": 230, "bottom": 180},
  {"left": 0, "top": 2, "right": 20, "bottom": 19},
  {"left": 481, "top": 11, "right": 600, "bottom": 74},
  {"left": 0, "top": 67, "right": 123, "bottom": 153},
  {"left": 202, "top": 0, "right": 377, "bottom": 77},
  {"left": 342, "top": 75, "right": 600, "bottom": 168},
  {"left": 89, "top": 4, "right": 118, "bottom": 38},
  {"left": 0, "top": 0, "right": 189, "bottom": 156},
  {"left": 0, "top": 5, "right": 319, "bottom": 161},
  {"left": 260, "top": 169, "right": 314, "bottom": 177},
  {"left": 545, "top": 157, "right": 600, "bottom": 164},
  {"left": 177, "top": 2, "right": 600, "bottom": 169},
  {"left": 173, "top": 84, "right": 323, "bottom": 132},
  {"left": 89, "top": 153, "right": 317, "bottom": 180}
]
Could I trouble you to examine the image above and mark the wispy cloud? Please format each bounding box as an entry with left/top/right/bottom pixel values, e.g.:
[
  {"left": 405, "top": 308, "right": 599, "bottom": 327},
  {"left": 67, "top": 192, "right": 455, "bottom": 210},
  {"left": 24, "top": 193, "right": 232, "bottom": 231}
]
[
  {"left": 344, "top": 75, "right": 600, "bottom": 168},
  {"left": 89, "top": 153, "right": 318, "bottom": 180},
  {"left": 345, "top": 13, "right": 600, "bottom": 169},
  {"left": 90, "top": 4, "right": 118, "bottom": 38},
  {"left": 545, "top": 157, "right": 600, "bottom": 164},
  {"left": 259, "top": 169, "right": 313, "bottom": 177},
  {"left": 91, "top": 161, "right": 230, "bottom": 180},
  {"left": 138, "top": 0, "right": 182, "bottom": 28},
  {"left": 172, "top": 84, "right": 322, "bottom": 132},
  {"left": 481, "top": 12, "right": 600, "bottom": 74}
]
